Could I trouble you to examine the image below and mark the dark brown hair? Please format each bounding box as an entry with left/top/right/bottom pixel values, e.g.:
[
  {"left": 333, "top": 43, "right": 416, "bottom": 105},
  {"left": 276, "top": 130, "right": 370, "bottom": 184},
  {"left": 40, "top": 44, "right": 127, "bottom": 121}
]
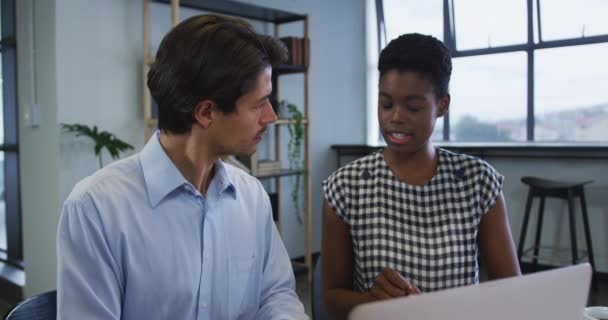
[{"left": 147, "top": 14, "right": 287, "bottom": 133}]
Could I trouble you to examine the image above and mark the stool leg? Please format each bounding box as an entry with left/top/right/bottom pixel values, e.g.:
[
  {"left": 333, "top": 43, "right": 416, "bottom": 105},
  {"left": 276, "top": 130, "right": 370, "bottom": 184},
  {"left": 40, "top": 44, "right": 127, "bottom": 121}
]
[
  {"left": 567, "top": 189, "right": 578, "bottom": 265},
  {"left": 579, "top": 189, "right": 597, "bottom": 290},
  {"left": 532, "top": 196, "right": 546, "bottom": 270},
  {"left": 518, "top": 189, "right": 534, "bottom": 264}
]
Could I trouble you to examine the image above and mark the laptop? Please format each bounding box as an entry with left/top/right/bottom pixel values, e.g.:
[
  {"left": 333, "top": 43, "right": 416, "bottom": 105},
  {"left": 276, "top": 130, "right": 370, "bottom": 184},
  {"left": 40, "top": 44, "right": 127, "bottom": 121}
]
[{"left": 350, "top": 263, "right": 591, "bottom": 320}]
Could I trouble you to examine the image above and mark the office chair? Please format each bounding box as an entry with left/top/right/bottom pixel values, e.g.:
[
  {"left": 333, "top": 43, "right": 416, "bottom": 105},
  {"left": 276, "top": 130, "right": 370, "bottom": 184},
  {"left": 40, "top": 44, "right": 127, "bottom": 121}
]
[
  {"left": 312, "top": 256, "right": 330, "bottom": 320},
  {"left": 3, "top": 290, "right": 56, "bottom": 320}
]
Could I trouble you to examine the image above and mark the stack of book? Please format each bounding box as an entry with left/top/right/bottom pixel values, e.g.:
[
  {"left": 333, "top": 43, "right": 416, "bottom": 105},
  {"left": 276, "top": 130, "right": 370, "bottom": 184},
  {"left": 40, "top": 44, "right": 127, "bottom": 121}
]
[
  {"left": 256, "top": 160, "right": 281, "bottom": 176},
  {"left": 223, "top": 155, "right": 251, "bottom": 174},
  {"left": 279, "top": 37, "right": 309, "bottom": 67}
]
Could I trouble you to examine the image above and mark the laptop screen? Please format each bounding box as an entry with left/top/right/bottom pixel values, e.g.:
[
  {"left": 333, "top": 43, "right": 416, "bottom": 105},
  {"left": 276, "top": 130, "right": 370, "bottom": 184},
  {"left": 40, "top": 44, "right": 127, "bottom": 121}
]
[{"left": 350, "top": 263, "right": 591, "bottom": 320}]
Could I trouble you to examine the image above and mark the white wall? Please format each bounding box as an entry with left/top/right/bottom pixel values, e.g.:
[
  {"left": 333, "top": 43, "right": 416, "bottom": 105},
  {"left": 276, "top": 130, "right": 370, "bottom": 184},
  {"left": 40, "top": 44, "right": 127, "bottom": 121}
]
[
  {"left": 56, "top": 0, "right": 144, "bottom": 202},
  {"left": 17, "top": 0, "right": 61, "bottom": 297}
]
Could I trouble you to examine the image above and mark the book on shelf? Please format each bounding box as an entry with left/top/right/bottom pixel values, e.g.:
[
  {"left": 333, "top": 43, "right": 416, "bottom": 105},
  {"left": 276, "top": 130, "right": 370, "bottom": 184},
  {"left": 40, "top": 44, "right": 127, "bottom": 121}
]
[
  {"left": 223, "top": 155, "right": 251, "bottom": 174},
  {"left": 303, "top": 37, "right": 309, "bottom": 67},
  {"left": 279, "top": 37, "right": 295, "bottom": 65},
  {"left": 295, "top": 37, "right": 301, "bottom": 66},
  {"left": 229, "top": 155, "right": 283, "bottom": 176},
  {"left": 230, "top": 154, "right": 263, "bottom": 175},
  {"left": 255, "top": 167, "right": 282, "bottom": 176},
  {"left": 255, "top": 160, "right": 281, "bottom": 176},
  {"left": 257, "top": 160, "right": 280, "bottom": 169},
  {"left": 279, "top": 36, "right": 309, "bottom": 67}
]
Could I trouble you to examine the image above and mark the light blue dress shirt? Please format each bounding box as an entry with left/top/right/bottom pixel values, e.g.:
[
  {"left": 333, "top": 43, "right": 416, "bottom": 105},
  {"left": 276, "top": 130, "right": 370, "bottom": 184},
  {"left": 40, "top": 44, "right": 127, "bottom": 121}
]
[{"left": 57, "top": 132, "right": 307, "bottom": 320}]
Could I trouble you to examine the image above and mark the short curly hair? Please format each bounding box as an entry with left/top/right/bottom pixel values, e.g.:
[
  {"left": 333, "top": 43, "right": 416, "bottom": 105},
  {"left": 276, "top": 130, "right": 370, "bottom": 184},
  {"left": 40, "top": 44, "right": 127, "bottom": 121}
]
[
  {"left": 378, "top": 33, "right": 452, "bottom": 97},
  {"left": 147, "top": 14, "right": 288, "bottom": 134}
]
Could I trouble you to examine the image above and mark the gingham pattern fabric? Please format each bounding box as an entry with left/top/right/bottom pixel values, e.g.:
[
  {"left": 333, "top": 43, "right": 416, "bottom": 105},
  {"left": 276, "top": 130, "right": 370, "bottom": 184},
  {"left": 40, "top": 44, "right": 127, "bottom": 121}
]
[{"left": 322, "top": 148, "right": 503, "bottom": 293}]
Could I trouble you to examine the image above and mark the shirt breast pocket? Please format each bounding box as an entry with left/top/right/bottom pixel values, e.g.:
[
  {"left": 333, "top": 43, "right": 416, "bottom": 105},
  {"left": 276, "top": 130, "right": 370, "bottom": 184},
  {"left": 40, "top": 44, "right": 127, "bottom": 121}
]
[{"left": 228, "top": 253, "right": 259, "bottom": 319}]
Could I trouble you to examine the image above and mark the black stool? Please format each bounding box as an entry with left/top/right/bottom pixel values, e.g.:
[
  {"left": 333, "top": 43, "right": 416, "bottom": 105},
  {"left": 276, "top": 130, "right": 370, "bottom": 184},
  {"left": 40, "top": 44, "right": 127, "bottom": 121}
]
[{"left": 517, "top": 176, "right": 596, "bottom": 288}]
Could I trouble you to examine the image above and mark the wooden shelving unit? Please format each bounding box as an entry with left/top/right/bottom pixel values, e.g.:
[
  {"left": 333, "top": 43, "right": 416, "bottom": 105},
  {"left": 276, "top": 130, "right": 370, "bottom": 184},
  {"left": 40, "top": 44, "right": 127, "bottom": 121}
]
[{"left": 142, "top": 0, "right": 312, "bottom": 281}]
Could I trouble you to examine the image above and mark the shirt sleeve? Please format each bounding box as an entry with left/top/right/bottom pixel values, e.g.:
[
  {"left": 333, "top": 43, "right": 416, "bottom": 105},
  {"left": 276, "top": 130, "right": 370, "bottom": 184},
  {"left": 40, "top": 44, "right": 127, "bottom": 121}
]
[
  {"left": 322, "top": 170, "right": 350, "bottom": 223},
  {"left": 255, "top": 193, "right": 309, "bottom": 320},
  {"left": 478, "top": 161, "right": 504, "bottom": 215},
  {"left": 57, "top": 194, "right": 122, "bottom": 320}
]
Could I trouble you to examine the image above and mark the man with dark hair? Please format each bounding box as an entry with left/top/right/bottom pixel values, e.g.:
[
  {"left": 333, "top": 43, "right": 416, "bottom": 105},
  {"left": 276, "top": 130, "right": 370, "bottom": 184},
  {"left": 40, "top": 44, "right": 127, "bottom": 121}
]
[{"left": 57, "top": 14, "right": 308, "bottom": 320}]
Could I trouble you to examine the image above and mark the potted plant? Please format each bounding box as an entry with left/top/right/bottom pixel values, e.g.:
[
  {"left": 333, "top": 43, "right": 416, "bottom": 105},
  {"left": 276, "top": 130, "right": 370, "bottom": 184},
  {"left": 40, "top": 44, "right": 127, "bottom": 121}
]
[
  {"left": 61, "top": 123, "right": 134, "bottom": 168},
  {"left": 278, "top": 100, "right": 305, "bottom": 225}
]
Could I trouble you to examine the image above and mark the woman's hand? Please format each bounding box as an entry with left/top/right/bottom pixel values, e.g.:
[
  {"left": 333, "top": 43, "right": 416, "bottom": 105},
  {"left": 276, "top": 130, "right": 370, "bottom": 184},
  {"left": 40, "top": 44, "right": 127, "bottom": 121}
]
[{"left": 369, "top": 267, "right": 420, "bottom": 300}]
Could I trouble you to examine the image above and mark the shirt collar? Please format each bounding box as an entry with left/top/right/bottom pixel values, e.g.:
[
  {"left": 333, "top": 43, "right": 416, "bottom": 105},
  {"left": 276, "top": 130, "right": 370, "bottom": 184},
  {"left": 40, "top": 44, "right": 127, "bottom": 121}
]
[
  {"left": 140, "top": 131, "right": 236, "bottom": 207},
  {"left": 210, "top": 160, "right": 237, "bottom": 200}
]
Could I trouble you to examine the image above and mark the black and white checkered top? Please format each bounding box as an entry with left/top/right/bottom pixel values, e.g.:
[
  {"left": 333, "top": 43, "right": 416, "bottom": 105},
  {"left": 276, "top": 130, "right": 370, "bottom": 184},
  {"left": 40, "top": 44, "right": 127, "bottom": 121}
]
[{"left": 322, "top": 148, "right": 503, "bottom": 293}]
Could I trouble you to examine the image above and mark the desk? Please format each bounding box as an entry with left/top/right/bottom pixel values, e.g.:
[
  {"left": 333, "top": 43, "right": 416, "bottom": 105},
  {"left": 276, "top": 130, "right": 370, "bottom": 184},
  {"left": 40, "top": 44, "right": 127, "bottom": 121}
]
[
  {"left": 330, "top": 144, "right": 382, "bottom": 168},
  {"left": 331, "top": 143, "right": 608, "bottom": 168}
]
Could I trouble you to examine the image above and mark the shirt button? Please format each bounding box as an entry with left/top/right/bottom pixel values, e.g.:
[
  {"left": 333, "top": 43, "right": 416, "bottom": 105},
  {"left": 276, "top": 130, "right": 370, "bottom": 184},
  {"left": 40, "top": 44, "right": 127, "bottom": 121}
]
[{"left": 200, "top": 303, "right": 208, "bottom": 309}]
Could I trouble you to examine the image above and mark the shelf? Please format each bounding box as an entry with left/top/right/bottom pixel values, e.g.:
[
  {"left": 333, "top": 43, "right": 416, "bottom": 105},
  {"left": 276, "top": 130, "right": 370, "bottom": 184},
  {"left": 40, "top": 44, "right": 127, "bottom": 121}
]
[
  {"left": 152, "top": 0, "right": 306, "bottom": 24},
  {"left": 291, "top": 261, "right": 309, "bottom": 276},
  {"left": 274, "top": 119, "right": 308, "bottom": 125},
  {"left": 330, "top": 143, "right": 608, "bottom": 160},
  {"left": 145, "top": 118, "right": 158, "bottom": 127},
  {"left": 274, "top": 64, "right": 307, "bottom": 75},
  {"left": 146, "top": 118, "right": 307, "bottom": 127},
  {"left": 254, "top": 168, "right": 304, "bottom": 180}
]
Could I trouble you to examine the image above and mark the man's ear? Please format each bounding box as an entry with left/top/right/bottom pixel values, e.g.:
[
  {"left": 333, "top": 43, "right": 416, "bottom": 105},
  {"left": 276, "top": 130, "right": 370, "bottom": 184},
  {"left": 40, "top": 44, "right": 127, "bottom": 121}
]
[
  {"left": 193, "top": 100, "right": 216, "bottom": 129},
  {"left": 437, "top": 94, "right": 450, "bottom": 118}
]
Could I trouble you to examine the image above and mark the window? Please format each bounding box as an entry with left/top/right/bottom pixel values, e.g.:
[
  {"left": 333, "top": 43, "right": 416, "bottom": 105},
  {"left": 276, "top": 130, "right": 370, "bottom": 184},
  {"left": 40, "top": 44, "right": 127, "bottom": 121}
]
[
  {"left": 453, "top": 0, "right": 527, "bottom": 50},
  {"left": 538, "top": 0, "right": 608, "bottom": 41},
  {"left": 535, "top": 43, "right": 608, "bottom": 141},
  {"left": 450, "top": 52, "right": 527, "bottom": 142},
  {"left": 383, "top": 0, "right": 443, "bottom": 41},
  {"left": 372, "top": 0, "right": 608, "bottom": 143},
  {"left": 0, "top": 0, "right": 22, "bottom": 267}
]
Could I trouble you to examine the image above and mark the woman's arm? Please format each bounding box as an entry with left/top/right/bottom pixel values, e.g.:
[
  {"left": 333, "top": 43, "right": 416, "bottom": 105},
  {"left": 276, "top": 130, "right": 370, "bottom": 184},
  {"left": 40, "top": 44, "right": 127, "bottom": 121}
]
[
  {"left": 322, "top": 200, "right": 417, "bottom": 320},
  {"left": 478, "top": 193, "right": 522, "bottom": 279},
  {"left": 322, "top": 200, "right": 375, "bottom": 320}
]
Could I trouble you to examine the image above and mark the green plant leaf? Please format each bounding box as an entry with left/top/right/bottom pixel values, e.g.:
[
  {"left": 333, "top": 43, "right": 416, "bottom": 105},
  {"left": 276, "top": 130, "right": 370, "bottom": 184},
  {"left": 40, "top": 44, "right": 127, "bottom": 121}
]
[
  {"left": 278, "top": 100, "right": 305, "bottom": 224},
  {"left": 61, "top": 123, "right": 135, "bottom": 168}
]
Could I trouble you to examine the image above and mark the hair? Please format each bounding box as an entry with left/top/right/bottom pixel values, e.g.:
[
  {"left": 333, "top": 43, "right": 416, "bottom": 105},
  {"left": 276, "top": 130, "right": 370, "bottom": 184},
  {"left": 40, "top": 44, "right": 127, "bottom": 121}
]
[
  {"left": 147, "top": 14, "right": 288, "bottom": 134},
  {"left": 378, "top": 33, "right": 452, "bottom": 97}
]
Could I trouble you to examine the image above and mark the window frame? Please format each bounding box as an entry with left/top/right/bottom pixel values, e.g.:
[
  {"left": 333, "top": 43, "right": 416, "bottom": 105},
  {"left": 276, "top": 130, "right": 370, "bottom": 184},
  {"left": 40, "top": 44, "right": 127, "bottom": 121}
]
[
  {"left": 1, "top": 0, "right": 23, "bottom": 268},
  {"left": 375, "top": 0, "right": 608, "bottom": 143}
]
